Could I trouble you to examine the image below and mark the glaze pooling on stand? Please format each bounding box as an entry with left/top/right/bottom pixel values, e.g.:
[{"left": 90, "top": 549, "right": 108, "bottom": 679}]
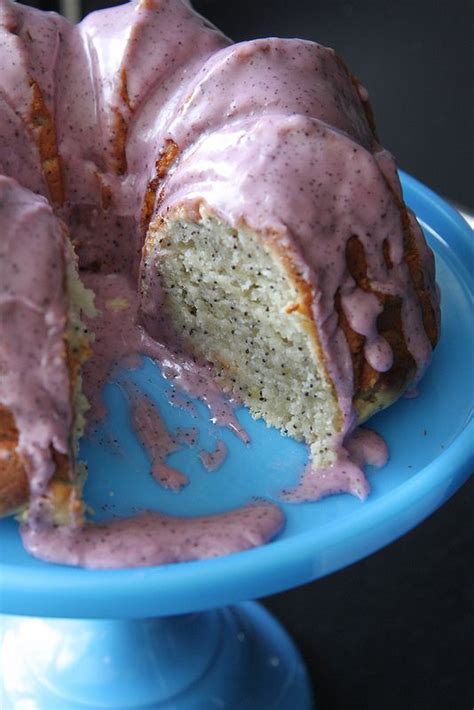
[
  {"left": 21, "top": 503, "right": 284, "bottom": 568},
  {"left": 282, "top": 429, "right": 388, "bottom": 502},
  {"left": 124, "top": 383, "right": 188, "bottom": 491},
  {"left": 200, "top": 440, "right": 228, "bottom": 472}
]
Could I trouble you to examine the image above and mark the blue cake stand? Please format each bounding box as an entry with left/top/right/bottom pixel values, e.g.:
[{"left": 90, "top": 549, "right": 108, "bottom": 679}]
[{"left": 0, "top": 173, "right": 472, "bottom": 709}]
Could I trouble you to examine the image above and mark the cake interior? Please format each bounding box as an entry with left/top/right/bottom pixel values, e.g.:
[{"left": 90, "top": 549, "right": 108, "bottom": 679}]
[{"left": 144, "top": 210, "right": 341, "bottom": 467}]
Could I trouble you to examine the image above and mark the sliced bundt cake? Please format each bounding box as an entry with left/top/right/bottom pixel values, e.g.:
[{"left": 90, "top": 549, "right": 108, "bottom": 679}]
[
  {"left": 0, "top": 0, "right": 440, "bottom": 562},
  {"left": 140, "top": 40, "right": 439, "bottom": 469}
]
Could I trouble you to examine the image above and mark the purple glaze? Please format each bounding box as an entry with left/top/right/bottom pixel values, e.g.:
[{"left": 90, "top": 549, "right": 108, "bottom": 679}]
[
  {"left": 282, "top": 428, "right": 388, "bottom": 502},
  {"left": 175, "top": 427, "right": 199, "bottom": 447},
  {"left": 20, "top": 503, "right": 284, "bottom": 569},
  {"left": 341, "top": 288, "right": 393, "bottom": 372},
  {"left": 65, "top": 0, "right": 228, "bottom": 273},
  {"left": 403, "top": 387, "right": 420, "bottom": 399},
  {"left": 0, "top": 176, "right": 72, "bottom": 496},
  {"left": 199, "top": 440, "right": 228, "bottom": 472},
  {"left": 168, "top": 390, "right": 197, "bottom": 415},
  {"left": 164, "top": 38, "right": 375, "bottom": 155},
  {"left": 124, "top": 383, "right": 187, "bottom": 491},
  {"left": 0, "top": 3, "right": 59, "bottom": 196}
]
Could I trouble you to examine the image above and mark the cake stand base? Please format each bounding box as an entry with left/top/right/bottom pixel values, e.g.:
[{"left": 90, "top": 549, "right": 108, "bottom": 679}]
[{"left": 0, "top": 602, "right": 313, "bottom": 709}]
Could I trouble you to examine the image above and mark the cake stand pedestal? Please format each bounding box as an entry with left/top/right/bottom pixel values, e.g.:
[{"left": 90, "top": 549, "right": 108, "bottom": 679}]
[
  {"left": 1, "top": 174, "right": 472, "bottom": 709},
  {"left": 1, "top": 604, "right": 312, "bottom": 709}
]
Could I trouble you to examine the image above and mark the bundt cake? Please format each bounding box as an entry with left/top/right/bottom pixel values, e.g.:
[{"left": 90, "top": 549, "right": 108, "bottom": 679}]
[{"left": 0, "top": 0, "right": 439, "bottom": 565}]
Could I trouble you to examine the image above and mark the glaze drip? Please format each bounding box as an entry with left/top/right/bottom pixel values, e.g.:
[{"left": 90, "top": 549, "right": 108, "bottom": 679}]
[
  {"left": 282, "top": 428, "right": 388, "bottom": 502},
  {"left": 125, "top": 383, "right": 188, "bottom": 491}
]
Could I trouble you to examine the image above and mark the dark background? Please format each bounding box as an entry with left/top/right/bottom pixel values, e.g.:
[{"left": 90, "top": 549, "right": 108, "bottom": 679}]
[{"left": 18, "top": 1, "right": 474, "bottom": 707}]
